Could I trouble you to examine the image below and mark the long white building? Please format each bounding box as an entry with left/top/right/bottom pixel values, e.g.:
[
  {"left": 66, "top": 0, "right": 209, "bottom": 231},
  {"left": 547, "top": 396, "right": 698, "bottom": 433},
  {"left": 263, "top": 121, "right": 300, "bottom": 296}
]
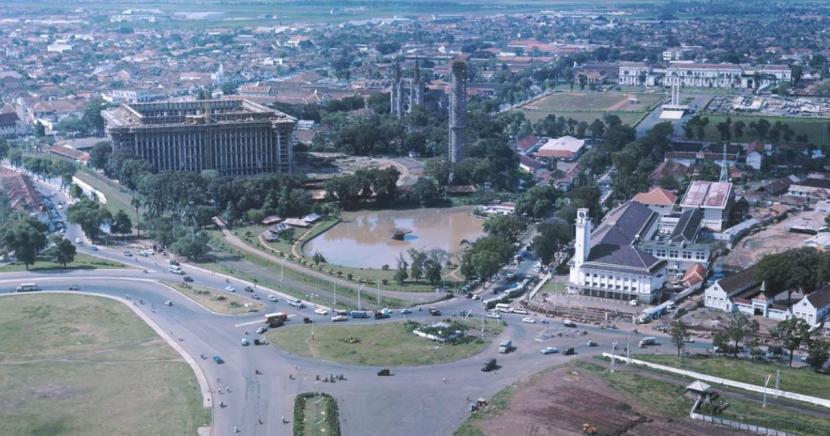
[{"left": 619, "top": 62, "right": 791, "bottom": 89}]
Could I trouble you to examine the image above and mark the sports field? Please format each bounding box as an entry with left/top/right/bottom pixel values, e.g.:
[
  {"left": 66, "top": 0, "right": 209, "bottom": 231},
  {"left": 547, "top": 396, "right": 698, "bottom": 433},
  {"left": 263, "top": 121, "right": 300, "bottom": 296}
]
[
  {"left": 0, "top": 294, "right": 209, "bottom": 436},
  {"left": 517, "top": 91, "right": 665, "bottom": 126}
]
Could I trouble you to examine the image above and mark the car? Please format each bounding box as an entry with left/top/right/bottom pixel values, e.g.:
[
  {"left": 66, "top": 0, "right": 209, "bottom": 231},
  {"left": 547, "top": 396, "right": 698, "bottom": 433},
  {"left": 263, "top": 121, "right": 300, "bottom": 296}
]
[
  {"left": 521, "top": 317, "right": 536, "bottom": 324},
  {"left": 400, "top": 308, "right": 412, "bottom": 314},
  {"left": 212, "top": 355, "right": 224, "bottom": 364},
  {"left": 74, "top": 237, "right": 83, "bottom": 245},
  {"left": 472, "top": 295, "right": 481, "bottom": 300},
  {"left": 586, "top": 340, "right": 597, "bottom": 347},
  {"left": 169, "top": 260, "right": 180, "bottom": 266},
  {"left": 244, "top": 286, "right": 254, "bottom": 292},
  {"left": 512, "top": 308, "right": 528, "bottom": 315},
  {"left": 540, "top": 347, "right": 559, "bottom": 355},
  {"left": 241, "top": 338, "right": 249, "bottom": 346},
  {"left": 303, "top": 317, "right": 313, "bottom": 324},
  {"left": 164, "top": 300, "right": 173, "bottom": 306},
  {"left": 255, "top": 327, "right": 267, "bottom": 334},
  {"left": 89, "top": 245, "right": 98, "bottom": 251},
  {"left": 139, "top": 251, "right": 149, "bottom": 257},
  {"left": 123, "top": 251, "right": 132, "bottom": 257},
  {"left": 252, "top": 294, "right": 261, "bottom": 300},
  {"left": 331, "top": 315, "right": 348, "bottom": 322},
  {"left": 380, "top": 308, "right": 393, "bottom": 317},
  {"left": 224, "top": 286, "right": 236, "bottom": 292},
  {"left": 268, "top": 295, "right": 278, "bottom": 302},
  {"left": 68, "top": 285, "right": 80, "bottom": 291},
  {"left": 429, "top": 308, "right": 441, "bottom": 316},
  {"left": 486, "top": 312, "right": 501, "bottom": 319},
  {"left": 314, "top": 308, "right": 329, "bottom": 315},
  {"left": 563, "top": 347, "right": 576, "bottom": 356},
  {"left": 181, "top": 276, "right": 193, "bottom": 283}
]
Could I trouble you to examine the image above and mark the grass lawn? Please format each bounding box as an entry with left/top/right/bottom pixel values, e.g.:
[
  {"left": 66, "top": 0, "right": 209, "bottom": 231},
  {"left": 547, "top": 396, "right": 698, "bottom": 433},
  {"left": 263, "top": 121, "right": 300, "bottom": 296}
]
[
  {"left": 539, "top": 278, "right": 567, "bottom": 295},
  {"left": 166, "top": 281, "right": 265, "bottom": 314},
  {"left": 0, "top": 253, "right": 126, "bottom": 273},
  {"left": 698, "top": 113, "right": 830, "bottom": 145},
  {"left": 268, "top": 319, "right": 504, "bottom": 366},
  {"left": 634, "top": 354, "right": 830, "bottom": 400},
  {"left": 517, "top": 91, "right": 664, "bottom": 125},
  {"left": 0, "top": 294, "right": 209, "bottom": 436},
  {"left": 295, "top": 393, "right": 341, "bottom": 436},
  {"left": 578, "top": 360, "right": 830, "bottom": 436}
]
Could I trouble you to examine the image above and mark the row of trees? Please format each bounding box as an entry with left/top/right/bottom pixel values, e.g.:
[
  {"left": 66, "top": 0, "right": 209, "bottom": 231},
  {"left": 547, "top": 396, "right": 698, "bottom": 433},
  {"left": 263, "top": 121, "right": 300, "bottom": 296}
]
[
  {"left": 757, "top": 247, "right": 830, "bottom": 302},
  {"left": 685, "top": 115, "right": 809, "bottom": 143},
  {"left": 0, "top": 193, "right": 76, "bottom": 270},
  {"left": 393, "top": 248, "right": 447, "bottom": 286}
]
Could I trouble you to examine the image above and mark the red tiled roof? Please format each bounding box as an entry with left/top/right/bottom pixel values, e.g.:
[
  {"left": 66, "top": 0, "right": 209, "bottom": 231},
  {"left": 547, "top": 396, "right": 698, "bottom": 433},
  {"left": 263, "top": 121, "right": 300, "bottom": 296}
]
[{"left": 632, "top": 187, "right": 677, "bottom": 206}]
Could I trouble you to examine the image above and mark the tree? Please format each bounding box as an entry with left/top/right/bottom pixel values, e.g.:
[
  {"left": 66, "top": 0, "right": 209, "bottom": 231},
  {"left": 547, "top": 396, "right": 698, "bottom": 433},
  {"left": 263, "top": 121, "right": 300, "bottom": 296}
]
[
  {"left": 806, "top": 338, "right": 829, "bottom": 371},
  {"left": 89, "top": 141, "right": 112, "bottom": 169},
  {"left": 1, "top": 218, "right": 47, "bottom": 270},
  {"left": 424, "top": 258, "right": 442, "bottom": 287},
  {"left": 791, "top": 64, "right": 803, "bottom": 86},
  {"left": 669, "top": 320, "right": 689, "bottom": 357},
  {"left": 482, "top": 215, "right": 526, "bottom": 241},
  {"left": 460, "top": 235, "right": 513, "bottom": 281},
  {"left": 110, "top": 209, "right": 132, "bottom": 237},
  {"left": 394, "top": 254, "right": 409, "bottom": 285},
  {"left": 221, "top": 82, "right": 238, "bottom": 95},
  {"left": 724, "top": 313, "right": 759, "bottom": 357},
  {"left": 69, "top": 183, "right": 83, "bottom": 199},
  {"left": 408, "top": 249, "right": 426, "bottom": 281},
  {"left": 81, "top": 98, "right": 106, "bottom": 133},
  {"left": 516, "top": 184, "right": 561, "bottom": 219},
  {"left": 171, "top": 231, "right": 210, "bottom": 261},
  {"left": 770, "top": 318, "right": 812, "bottom": 367},
  {"left": 67, "top": 198, "right": 111, "bottom": 242},
  {"left": 51, "top": 159, "right": 76, "bottom": 188},
  {"left": 532, "top": 219, "right": 572, "bottom": 264},
  {"left": 51, "top": 237, "right": 76, "bottom": 268},
  {"left": 312, "top": 251, "right": 326, "bottom": 265}
]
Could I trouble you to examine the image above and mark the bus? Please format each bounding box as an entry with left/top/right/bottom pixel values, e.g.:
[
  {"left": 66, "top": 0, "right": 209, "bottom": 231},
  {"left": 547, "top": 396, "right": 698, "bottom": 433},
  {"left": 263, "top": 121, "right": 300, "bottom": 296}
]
[
  {"left": 495, "top": 303, "right": 512, "bottom": 313},
  {"left": 16, "top": 283, "right": 39, "bottom": 292}
]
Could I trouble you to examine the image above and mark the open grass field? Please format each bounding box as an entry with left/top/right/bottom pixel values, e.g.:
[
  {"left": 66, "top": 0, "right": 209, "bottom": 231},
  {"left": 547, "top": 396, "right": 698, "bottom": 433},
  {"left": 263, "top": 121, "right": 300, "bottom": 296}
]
[
  {"left": 699, "top": 113, "right": 830, "bottom": 145},
  {"left": 517, "top": 91, "right": 665, "bottom": 125},
  {"left": 166, "top": 281, "right": 265, "bottom": 314},
  {"left": 268, "top": 319, "right": 504, "bottom": 366},
  {"left": 0, "top": 253, "right": 126, "bottom": 273},
  {"left": 0, "top": 294, "right": 209, "bottom": 436},
  {"left": 634, "top": 354, "right": 830, "bottom": 400}
]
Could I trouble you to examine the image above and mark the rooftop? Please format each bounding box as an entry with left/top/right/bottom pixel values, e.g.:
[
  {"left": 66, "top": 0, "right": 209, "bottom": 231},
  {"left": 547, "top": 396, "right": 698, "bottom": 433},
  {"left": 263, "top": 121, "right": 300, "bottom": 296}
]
[
  {"left": 632, "top": 187, "right": 677, "bottom": 206},
  {"left": 103, "top": 98, "right": 295, "bottom": 129},
  {"left": 680, "top": 181, "right": 732, "bottom": 210}
]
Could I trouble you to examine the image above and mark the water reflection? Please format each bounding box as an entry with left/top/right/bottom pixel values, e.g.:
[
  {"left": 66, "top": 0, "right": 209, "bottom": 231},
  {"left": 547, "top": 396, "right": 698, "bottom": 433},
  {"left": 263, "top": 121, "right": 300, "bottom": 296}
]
[{"left": 303, "top": 206, "right": 484, "bottom": 268}]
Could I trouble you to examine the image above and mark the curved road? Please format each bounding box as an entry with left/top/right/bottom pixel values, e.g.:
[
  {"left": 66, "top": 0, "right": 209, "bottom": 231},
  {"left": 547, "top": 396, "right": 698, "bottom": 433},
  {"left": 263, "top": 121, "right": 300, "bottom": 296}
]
[{"left": 1, "top": 173, "right": 715, "bottom": 436}]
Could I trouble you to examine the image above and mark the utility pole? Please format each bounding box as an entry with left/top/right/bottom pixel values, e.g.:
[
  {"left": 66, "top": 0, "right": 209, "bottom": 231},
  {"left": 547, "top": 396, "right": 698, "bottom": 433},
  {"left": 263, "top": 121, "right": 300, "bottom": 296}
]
[
  {"left": 377, "top": 280, "right": 381, "bottom": 306},
  {"left": 775, "top": 369, "right": 780, "bottom": 398},
  {"left": 763, "top": 374, "right": 772, "bottom": 408},
  {"left": 610, "top": 341, "right": 618, "bottom": 373},
  {"left": 332, "top": 279, "right": 337, "bottom": 307},
  {"left": 357, "top": 284, "right": 364, "bottom": 311}
]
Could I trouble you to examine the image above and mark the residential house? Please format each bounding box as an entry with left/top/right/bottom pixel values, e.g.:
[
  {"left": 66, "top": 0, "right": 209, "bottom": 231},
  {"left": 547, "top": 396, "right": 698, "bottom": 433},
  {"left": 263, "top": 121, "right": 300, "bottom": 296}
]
[{"left": 791, "top": 286, "right": 830, "bottom": 328}]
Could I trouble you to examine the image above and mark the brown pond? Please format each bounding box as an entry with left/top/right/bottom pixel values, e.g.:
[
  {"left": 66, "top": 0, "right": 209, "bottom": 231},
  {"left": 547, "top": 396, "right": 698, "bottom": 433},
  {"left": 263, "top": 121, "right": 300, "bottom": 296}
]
[{"left": 303, "top": 206, "right": 484, "bottom": 268}]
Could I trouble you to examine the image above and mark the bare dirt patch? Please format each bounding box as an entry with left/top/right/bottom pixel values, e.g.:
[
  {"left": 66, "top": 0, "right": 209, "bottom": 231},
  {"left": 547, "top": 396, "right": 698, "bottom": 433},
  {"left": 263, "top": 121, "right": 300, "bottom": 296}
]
[
  {"left": 475, "top": 365, "right": 722, "bottom": 436},
  {"left": 720, "top": 209, "right": 822, "bottom": 268}
]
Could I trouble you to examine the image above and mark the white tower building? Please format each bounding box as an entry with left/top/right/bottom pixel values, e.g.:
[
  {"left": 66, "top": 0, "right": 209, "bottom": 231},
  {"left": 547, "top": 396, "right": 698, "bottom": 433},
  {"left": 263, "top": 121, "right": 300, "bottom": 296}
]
[{"left": 570, "top": 208, "right": 592, "bottom": 284}]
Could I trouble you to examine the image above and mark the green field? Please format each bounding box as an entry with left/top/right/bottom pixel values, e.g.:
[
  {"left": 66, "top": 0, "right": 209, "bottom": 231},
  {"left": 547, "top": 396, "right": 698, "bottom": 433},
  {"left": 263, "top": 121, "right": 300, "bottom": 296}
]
[
  {"left": 0, "top": 252, "right": 126, "bottom": 273},
  {"left": 579, "top": 360, "right": 830, "bottom": 436},
  {"left": 634, "top": 354, "right": 830, "bottom": 400},
  {"left": 268, "top": 319, "right": 504, "bottom": 366},
  {"left": 76, "top": 167, "right": 140, "bottom": 226},
  {"left": 0, "top": 294, "right": 209, "bottom": 436},
  {"left": 517, "top": 91, "right": 665, "bottom": 126},
  {"left": 698, "top": 113, "right": 830, "bottom": 145}
]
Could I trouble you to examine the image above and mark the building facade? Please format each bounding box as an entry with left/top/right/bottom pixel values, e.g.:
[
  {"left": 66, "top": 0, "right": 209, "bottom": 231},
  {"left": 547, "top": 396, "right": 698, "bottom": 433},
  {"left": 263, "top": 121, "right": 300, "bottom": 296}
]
[{"left": 103, "top": 99, "right": 296, "bottom": 176}]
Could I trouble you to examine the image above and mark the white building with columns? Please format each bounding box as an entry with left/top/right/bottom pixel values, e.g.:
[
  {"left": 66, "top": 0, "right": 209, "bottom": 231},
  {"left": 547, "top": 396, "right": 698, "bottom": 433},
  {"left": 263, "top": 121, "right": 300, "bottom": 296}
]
[{"left": 568, "top": 203, "right": 668, "bottom": 303}]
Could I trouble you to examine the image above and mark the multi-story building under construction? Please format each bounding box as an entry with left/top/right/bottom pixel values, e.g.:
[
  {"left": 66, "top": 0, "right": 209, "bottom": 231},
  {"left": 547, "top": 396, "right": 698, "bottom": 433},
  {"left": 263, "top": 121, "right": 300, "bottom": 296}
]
[{"left": 103, "top": 99, "right": 297, "bottom": 176}]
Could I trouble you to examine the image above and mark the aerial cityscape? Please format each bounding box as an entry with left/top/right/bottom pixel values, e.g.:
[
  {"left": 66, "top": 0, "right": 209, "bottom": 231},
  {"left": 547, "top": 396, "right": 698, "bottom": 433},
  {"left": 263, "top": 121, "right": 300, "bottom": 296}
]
[{"left": 2, "top": 0, "right": 830, "bottom": 435}]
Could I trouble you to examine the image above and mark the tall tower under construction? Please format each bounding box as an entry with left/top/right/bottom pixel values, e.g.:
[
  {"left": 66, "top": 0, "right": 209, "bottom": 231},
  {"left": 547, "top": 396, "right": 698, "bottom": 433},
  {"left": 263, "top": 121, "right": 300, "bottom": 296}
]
[
  {"left": 448, "top": 60, "right": 467, "bottom": 184},
  {"left": 390, "top": 58, "right": 404, "bottom": 118}
]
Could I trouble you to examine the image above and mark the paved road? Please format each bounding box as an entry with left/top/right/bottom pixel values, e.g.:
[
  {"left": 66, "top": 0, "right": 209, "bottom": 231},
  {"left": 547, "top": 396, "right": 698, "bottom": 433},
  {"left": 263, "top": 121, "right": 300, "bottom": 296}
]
[{"left": 1, "top": 172, "right": 716, "bottom": 436}]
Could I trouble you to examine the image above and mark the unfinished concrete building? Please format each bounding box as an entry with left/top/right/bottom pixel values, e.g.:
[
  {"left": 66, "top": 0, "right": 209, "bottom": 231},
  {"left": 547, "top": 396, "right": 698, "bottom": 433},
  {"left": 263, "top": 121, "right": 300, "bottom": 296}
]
[
  {"left": 390, "top": 58, "right": 425, "bottom": 118},
  {"left": 103, "top": 99, "right": 297, "bottom": 176},
  {"left": 448, "top": 60, "right": 467, "bottom": 183}
]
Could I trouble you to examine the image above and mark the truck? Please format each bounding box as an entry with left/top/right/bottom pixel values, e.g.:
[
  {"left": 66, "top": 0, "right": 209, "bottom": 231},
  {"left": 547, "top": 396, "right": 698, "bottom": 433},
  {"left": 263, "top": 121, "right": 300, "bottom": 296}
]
[
  {"left": 265, "top": 312, "right": 288, "bottom": 327},
  {"left": 350, "top": 310, "right": 370, "bottom": 319},
  {"left": 639, "top": 336, "right": 657, "bottom": 348},
  {"left": 16, "top": 283, "right": 39, "bottom": 292},
  {"left": 498, "top": 340, "right": 512, "bottom": 354}
]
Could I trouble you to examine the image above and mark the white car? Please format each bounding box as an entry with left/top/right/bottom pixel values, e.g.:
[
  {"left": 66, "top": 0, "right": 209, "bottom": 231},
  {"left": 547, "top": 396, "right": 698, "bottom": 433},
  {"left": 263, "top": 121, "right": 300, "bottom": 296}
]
[
  {"left": 164, "top": 300, "right": 172, "bottom": 306},
  {"left": 314, "top": 308, "right": 329, "bottom": 315},
  {"left": 268, "top": 295, "right": 278, "bottom": 302},
  {"left": 511, "top": 308, "right": 528, "bottom": 315},
  {"left": 540, "top": 347, "right": 559, "bottom": 355},
  {"left": 485, "top": 312, "right": 501, "bottom": 319},
  {"left": 224, "top": 286, "right": 236, "bottom": 292},
  {"left": 240, "top": 338, "right": 249, "bottom": 346},
  {"left": 380, "top": 308, "right": 393, "bottom": 316},
  {"left": 331, "top": 315, "right": 348, "bottom": 322},
  {"left": 400, "top": 308, "right": 412, "bottom": 314},
  {"left": 521, "top": 317, "right": 536, "bottom": 324},
  {"left": 255, "top": 327, "right": 267, "bottom": 334}
]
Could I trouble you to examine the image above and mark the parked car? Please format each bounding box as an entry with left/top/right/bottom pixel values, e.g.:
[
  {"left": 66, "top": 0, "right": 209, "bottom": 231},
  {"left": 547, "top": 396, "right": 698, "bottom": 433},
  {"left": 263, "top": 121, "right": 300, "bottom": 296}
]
[{"left": 540, "top": 347, "right": 559, "bottom": 355}]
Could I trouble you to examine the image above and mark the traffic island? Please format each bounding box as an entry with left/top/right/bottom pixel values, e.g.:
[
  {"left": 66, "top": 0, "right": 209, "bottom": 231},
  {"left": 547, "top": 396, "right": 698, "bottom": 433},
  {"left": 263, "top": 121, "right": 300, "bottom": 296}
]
[
  {"left": 293, "top": 392, "right": 341, "bottom": 436},
  {"left": 268, "top": 320, "right": 504, "bottom": 366}
]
